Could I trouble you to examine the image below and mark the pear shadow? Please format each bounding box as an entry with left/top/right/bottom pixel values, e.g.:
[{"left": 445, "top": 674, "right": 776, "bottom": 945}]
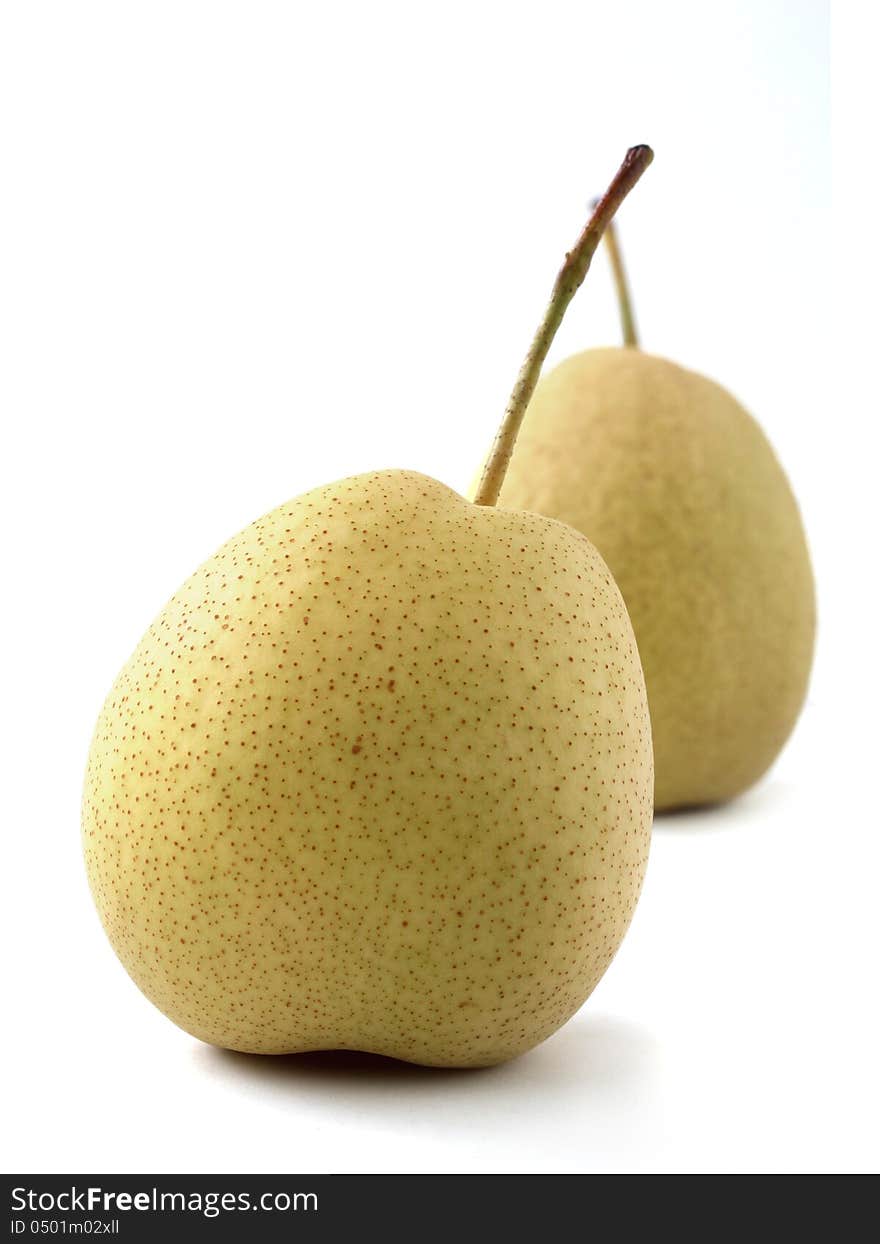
[
  {"left": 652, "top": 776, "right": 792, "bottom": 834},
  {"left": 213, "top": 1044, "right": 494, "bottom": 1084},
  {"left": 193, "top": 1011, "right": 662, "bottom": 1155}
]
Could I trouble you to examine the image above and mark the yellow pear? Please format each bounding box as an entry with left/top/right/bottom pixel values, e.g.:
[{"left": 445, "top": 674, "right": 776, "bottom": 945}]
[
  {"left": 489, "top": 223, "right": 815, "bottom": 811},
  {"left": 83, "top": 147, "right": 655, "bottom": 1067}
]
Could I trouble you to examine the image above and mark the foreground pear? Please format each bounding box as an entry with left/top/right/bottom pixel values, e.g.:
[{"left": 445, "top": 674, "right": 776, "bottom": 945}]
[
  {"left": 489, "top": 222, "right": 815, "bottom": 811},
  {"left": 83, "top": 148, "right": 654, "bottom": 1067}
]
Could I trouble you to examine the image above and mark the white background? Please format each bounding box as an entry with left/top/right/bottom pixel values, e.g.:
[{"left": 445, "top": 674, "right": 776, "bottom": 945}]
[{"left": 1, "top": 1, "right": 876, "bottom": 1174}]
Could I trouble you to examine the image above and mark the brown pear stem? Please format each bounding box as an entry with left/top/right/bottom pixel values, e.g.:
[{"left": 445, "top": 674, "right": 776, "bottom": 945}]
[
  {"left": 473, "top": 144, "right": 653, "bottom": 508},
  {"left": 602, "top": 215, "right": 639, "bottom": 348}
]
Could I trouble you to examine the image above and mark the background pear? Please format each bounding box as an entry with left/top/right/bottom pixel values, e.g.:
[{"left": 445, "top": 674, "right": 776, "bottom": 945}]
[
  {"left": 83, "top": 148, "right": 655, "bottom": 1067},
  {"left": 488, "top": 224, "right": 815, "bottom": 811}
]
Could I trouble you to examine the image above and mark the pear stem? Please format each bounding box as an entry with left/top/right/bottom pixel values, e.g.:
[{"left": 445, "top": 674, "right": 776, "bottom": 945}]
[
  {"left": 602, "top": 215, "right": 639, "bottom": 348},
  {"left": 472, "top": 144, "right": 653, "bottom": 508}
]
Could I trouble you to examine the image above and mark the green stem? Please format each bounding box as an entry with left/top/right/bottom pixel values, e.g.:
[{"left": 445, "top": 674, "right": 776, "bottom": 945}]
[
  {"left": 473, "top": 144, "right": 653, "bottom": 508},
  {"left": 602, "top": 215, "right": 639, "bottom": 348}
]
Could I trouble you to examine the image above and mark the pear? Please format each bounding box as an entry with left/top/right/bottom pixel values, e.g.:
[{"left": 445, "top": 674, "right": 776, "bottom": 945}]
[
  {"left": 488, "top": 220, "right": 815, "bottom": 811},
  {"left": 83, "top": 147, "right": 655, "bottom": 1067}
]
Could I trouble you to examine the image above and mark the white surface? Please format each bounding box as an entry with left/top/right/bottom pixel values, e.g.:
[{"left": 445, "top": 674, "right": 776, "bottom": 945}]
[{"left": 1, "top": 1, "right": 876, "bottom": 1174}]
